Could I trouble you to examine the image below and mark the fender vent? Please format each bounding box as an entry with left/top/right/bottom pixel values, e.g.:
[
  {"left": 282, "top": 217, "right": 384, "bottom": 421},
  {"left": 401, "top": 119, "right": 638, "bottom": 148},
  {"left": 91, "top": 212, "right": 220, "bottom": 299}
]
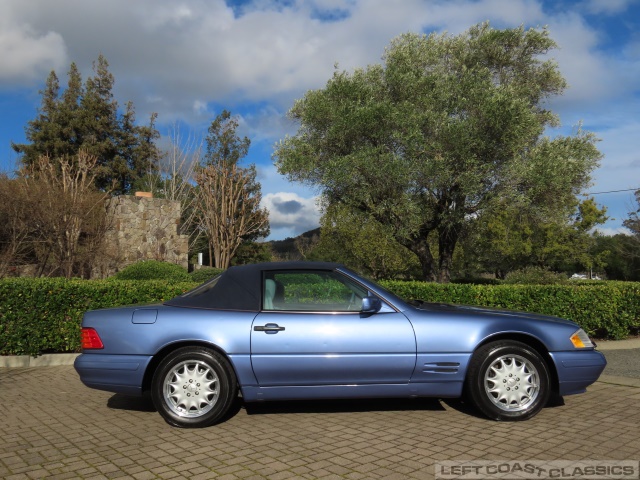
[{"left": 422, "top": 362, "right": 460, "bottom": 374}]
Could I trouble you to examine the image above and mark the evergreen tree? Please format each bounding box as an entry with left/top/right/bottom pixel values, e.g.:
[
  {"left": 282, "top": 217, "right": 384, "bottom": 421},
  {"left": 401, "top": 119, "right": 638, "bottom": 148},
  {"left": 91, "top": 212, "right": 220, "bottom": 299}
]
[
  {"left": 130, "top": 111, "right": 161, "bottom": 190},
  {"left": 79, "top": 54, "right": 120, "bottom": 190},
  {"left": 59, "top": 63, "right": 84, "bottom": 154},
  {"left": 13, "top": 71, "right": 63, "bottom": 163},
  {"left": 12, "top": 55, "right": 159, "bottom": 194}
]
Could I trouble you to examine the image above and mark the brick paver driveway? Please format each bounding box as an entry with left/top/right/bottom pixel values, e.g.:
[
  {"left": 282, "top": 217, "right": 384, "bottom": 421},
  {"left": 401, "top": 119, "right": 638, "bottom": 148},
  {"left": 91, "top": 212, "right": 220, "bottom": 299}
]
[{"left": 1, "top": 367, "right": 639, "bottom": 479}]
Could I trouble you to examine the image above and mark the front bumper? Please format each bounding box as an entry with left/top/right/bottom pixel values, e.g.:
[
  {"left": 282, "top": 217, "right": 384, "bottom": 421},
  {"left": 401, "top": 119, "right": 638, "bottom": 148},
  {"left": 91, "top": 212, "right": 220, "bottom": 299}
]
[
  {"left": 549, "top": 350, "right": 607, "bottom": 396},
  {"left": 74, "top": 353, "right": 153, "bottom": 396}
]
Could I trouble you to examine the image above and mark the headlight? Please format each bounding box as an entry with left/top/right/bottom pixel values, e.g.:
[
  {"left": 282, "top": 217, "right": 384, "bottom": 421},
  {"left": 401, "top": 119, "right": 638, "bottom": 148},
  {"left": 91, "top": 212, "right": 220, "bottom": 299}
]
[{"left": 570, "top": 328, "right": 594, "bottom": 348}]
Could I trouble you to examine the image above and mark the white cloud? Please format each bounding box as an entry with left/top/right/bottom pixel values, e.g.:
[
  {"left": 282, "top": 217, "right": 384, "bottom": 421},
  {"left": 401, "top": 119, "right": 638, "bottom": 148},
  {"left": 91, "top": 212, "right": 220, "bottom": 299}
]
[
  {"left": 238, "top": 106, "right": 297, "bottom": 144},
  {"left": 261, "top": 191, "right": 321, "bottom": 239},
  {"left": 257, "top": 164, "right": 318, "bottom": 197},
  {"left": 596, "top": 226, "right": 631, "bottom": 237},
  {"left": 139, "top": 3, "right": 201, "bottom": 30},
  {"left": 1, "top": 0, "right": 638, "bottom": 236},
  {"left": 0, "top": 19, "right": 67, "bottom": 84},
  {"left": 545, "top": 12, "right": 629, "bottom": 110},
  {"left": 0, "top": 0, "right": 541, "bottom": 118},
  {"left": 581, "top": 0, "right": 636, "bottom": 15},
  {"left": 1, "top": 0, "right": 631, "bottom": 120},
  {"left": 586, "top": 114, "right": 640, "bottom": 192},
  {"left": 193, "top": 100, "right": 210, "bottom": 116}
]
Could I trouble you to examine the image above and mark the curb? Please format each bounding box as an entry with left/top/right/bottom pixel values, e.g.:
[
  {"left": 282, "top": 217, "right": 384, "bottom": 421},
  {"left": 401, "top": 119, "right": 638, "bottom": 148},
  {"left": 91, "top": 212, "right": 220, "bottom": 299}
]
[
  {"left": 0, "top": 353, "right": 79, "bottom": 368},
  {"left": 597, "top": 375, "right": 640, "bottom": 388},
  {"left": 595, "top": 338, "right": 640, "bottom": 350}
]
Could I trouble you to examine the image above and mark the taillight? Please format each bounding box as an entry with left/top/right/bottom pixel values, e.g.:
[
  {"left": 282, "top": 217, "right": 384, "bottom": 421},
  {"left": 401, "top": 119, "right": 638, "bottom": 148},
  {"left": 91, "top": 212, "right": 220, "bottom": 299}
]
[{"left": 81, "top": 327, "right": 104, "bottom": 349}]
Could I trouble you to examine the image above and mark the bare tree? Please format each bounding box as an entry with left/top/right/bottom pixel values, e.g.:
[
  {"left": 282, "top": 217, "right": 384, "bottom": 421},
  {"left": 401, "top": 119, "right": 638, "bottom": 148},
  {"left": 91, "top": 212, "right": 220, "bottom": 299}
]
[
  {"left": 0, "top": 175, "right": 35, "bottom": 277},
  {"left": 194, "top": 162, "right": 269, "bottom": 269},
  {"left": 144, "top": 124, "right": 199, "bottom": 200},
  {"left": 23, "top": 152, "right": 111, "bottom": 278},
  {"left": 144, "top": 124, "right": 203, "bottom": 252},
  {"left": 193, "top": 110, "right": 269, "bottom": 269}
]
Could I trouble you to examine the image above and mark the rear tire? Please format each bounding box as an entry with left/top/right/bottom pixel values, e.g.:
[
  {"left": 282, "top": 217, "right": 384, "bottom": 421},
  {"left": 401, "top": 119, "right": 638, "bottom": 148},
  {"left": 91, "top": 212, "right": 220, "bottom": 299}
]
[
  {"left": 466, "top": 340, "right": 550, "bottom": 421},
  {"left": 151, "top": 347, "right": 236, "bottom": 428}
]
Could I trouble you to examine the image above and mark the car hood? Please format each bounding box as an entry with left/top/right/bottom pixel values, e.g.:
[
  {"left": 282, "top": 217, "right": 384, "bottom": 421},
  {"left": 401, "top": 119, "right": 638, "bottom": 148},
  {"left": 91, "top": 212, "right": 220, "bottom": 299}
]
[{"left": 408, "top": 300, "right": 578, "bottom": 327}]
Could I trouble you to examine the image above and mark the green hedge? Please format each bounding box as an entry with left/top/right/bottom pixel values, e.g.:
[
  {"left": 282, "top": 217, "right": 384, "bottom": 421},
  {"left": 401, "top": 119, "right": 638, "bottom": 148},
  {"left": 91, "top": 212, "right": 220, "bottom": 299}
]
[
  {"left": 190, "top": 267, "right": 225, "bottom": 284},
  {"left": 380, "top": 280, "right": 640, "bottom": 339},
  {"left": 114, "top": 260, "right": 191, "bottom": 282},
  {"left": 0, "top": 278, "right": 195, "bottom": 356},
  {"left": 1, "top": 278, "right": 638, "bottom": 356}
]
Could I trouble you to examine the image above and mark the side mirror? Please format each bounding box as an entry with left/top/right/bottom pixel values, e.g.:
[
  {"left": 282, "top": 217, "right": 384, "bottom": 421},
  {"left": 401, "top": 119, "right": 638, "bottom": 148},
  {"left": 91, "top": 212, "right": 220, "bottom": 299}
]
[{"left": 361, "top": 296, "right": 382, "bottom": 314}]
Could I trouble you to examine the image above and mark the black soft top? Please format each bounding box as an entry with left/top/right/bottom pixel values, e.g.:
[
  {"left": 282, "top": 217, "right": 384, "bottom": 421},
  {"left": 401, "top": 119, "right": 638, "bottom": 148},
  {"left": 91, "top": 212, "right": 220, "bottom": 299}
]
[{"left": 164, "top": 261, "right": 343, "bottom": 311}]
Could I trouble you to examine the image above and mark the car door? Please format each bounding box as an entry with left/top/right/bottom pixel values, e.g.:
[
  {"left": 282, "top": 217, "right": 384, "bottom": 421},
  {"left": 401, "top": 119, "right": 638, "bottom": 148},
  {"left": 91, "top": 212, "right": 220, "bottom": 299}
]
[{"left": 250, "top": 270, "right": 416, "bottom": 386}]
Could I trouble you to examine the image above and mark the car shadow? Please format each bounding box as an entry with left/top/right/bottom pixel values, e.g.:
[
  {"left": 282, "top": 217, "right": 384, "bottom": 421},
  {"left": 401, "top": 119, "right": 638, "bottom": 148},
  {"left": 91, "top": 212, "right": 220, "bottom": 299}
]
[
  {"left": 105, "top": 393, "right": 564, "bottom": 423},
  {"left": 441, "top": 394, "right": 566, "bottom": 419},
  {"left": 107, "top": 393, "right": 157, "bottom": 412},
  {"left": 106, "top": 393, "right": 243, "bottom": 422},
  {"left": 439, "top": 397, "right": 485, "bottom": 418},
  {"left": 546, "top": 392, "right": 566, "bottom": 408},
  {"left": 242, "top": 397, "right": 446, "bottom": 416}
]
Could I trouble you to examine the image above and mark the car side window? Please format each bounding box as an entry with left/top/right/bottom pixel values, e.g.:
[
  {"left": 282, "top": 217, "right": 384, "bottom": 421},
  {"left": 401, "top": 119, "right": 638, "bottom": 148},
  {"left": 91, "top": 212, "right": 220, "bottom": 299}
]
[{"left": 262, "top": 271, "right": 368, "bottom": 312}]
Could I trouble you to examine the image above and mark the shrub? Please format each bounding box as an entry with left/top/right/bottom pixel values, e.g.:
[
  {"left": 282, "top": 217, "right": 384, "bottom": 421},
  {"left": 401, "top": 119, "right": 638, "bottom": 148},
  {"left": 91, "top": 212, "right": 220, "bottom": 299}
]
[
  {"left": 190, "top": 267, "right": 225, "bottom": 284},
  {"left": 0, "top": 278, "right": 196, "bottom": 356},
  {"left": 380, "top": 280, "right": 640, "bottom": 339},
  {"left": 503, "top": 266, "right": 568, "bottom": 285},
  {"left": 114, "top": 260, "right": 191, "bottom": 282},
  {"left": 2, "top": 277, "right": 639, "bottom": 357},
  {"left": 451, "top": 277, "right": 501, "bottom": 285}
]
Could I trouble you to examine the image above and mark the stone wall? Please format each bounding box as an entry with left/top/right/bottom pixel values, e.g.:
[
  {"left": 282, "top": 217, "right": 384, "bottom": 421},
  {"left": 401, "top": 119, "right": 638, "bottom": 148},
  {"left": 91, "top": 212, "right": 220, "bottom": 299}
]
[{"left": 99, "top": 195, "right": 189, "bottom": 277}]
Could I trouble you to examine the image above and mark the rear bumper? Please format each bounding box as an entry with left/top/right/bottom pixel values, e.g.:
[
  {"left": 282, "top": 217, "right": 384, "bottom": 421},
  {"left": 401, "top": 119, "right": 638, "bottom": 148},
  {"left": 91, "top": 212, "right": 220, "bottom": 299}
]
[
  {"left": 74, "top": 353, "right": 153, "bottom": 396},
  {"left": 549, "top": 350, "right": 607, "bottom": 396}
]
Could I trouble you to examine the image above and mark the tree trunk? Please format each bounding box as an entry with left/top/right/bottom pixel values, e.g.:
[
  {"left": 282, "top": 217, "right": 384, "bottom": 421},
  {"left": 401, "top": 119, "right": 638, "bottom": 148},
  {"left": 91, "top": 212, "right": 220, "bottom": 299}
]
[
  {"left": 419, "top": 257, "right": 437, "bottom": 282},
  {"left": 437, "top": 223, "right": 461, "bottom": 283},
  {"left": 409, "top": 237, "right": 437, "bottom": 282}
]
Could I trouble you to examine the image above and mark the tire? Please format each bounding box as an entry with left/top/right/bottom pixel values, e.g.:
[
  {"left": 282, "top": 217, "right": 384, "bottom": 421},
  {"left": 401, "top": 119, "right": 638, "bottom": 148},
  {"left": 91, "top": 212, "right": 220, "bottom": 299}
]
[
  {"left": 151, "top": 347, "right": 237, "bottom": 428},
  {"left": 466, "top": 340, "right": 550, "bottom": 421}
]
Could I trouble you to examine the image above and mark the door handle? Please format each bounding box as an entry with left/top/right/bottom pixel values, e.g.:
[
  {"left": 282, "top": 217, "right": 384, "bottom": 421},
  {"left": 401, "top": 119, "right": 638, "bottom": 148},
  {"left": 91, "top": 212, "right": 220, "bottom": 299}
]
[{"left": 254, "top": 323, "right": 285, "bottom": 332}]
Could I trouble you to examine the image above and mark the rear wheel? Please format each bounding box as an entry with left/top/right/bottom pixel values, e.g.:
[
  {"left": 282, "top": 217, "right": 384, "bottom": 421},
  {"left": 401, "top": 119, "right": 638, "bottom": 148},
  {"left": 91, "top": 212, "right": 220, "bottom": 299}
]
[
  {"left": 466, "top": 340, "right": 550, "bottom": 421},
  {"left": 151, "top": 347, "right": 236, "bottom": 428}
]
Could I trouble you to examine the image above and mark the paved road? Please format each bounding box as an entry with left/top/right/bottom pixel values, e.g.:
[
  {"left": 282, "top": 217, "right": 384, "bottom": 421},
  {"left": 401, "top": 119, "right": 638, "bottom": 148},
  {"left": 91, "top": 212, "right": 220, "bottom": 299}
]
[
  {"left": 596, "top": 338, "right": 640, "bottom": 379},
  {"left": 1, "top": 363, "right": 639, "bottom": 480},
  {"left": 602, "top": 349, "right": 640, "bottom": 378}
]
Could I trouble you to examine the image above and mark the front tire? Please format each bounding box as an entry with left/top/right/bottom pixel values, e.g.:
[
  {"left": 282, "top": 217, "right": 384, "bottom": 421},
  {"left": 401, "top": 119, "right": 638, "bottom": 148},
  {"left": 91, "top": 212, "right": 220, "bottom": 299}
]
[
  {"left": 151, "top": 347, "right": 237, "bottom": 428},
  {"left": 466, "top": 340, "right": 550, "bottom": 421}
]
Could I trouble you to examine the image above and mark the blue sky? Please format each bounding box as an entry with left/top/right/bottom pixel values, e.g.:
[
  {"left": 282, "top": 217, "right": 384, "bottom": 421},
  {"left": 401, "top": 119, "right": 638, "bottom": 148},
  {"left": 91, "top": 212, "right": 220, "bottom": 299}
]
[{"left": 1, "top": 0, "right": 638, "bottom": 240}]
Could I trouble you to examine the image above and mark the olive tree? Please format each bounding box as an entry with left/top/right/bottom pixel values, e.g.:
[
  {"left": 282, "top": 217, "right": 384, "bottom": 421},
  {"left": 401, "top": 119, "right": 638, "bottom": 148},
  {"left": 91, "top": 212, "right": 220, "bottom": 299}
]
[{"left": 274, "top": 23, "right": 601, "bottom": 282}]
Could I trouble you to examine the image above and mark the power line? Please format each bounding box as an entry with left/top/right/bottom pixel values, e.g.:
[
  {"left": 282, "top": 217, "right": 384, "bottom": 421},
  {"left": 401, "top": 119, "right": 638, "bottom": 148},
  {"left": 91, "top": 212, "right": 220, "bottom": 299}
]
[{"left": 584, "top": 187, "right": 638, "bottom": 195}]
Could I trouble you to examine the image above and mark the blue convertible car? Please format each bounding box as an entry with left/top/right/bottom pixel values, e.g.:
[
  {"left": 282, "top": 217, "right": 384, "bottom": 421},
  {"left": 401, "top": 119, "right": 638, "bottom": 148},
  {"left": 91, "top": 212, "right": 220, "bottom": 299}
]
[{"left": 75, "top": 261, "right": 606, "bottom": 427}]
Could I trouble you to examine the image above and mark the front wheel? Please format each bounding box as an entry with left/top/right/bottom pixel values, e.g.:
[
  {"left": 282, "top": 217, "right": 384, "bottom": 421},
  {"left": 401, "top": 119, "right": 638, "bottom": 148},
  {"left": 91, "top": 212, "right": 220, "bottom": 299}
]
[
  {"left": 151, "top": 347, "right": 237, "bottom": 428},
  {"left": 466, "top": 340, "right": 550, "bottom": 421}
]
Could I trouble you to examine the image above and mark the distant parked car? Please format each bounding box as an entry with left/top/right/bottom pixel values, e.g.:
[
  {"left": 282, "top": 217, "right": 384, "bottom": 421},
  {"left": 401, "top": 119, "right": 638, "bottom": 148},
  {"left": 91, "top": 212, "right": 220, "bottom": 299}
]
[
  {"left": 571, "top": 273, "right": 602, "bottom": 280},
  {"left": 75, "top": 262, "right": 606, "bottom": 427}
]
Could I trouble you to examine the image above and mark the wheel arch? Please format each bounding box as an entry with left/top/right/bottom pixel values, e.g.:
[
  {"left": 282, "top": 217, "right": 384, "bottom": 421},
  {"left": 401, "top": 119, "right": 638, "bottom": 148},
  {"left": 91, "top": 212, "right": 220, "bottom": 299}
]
[
  {"left": 472, "top": 333, "right": 559, "bottom": 394},
  {"left": 142, "top": 341, "right": 237, "bottom": 394}
]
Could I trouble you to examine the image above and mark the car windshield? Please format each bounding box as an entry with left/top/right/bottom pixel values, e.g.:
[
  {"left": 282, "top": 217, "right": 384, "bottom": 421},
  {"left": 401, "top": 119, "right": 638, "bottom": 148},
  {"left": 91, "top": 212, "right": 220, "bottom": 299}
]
[{"left": 338, "top": 266, "right": 409, "bottom": 309}]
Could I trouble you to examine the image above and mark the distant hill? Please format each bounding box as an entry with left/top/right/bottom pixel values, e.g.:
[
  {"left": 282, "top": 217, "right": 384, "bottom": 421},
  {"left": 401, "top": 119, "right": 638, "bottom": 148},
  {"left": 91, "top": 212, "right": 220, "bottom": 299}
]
[{"left": 266, "top": 228, "right": 321, "bottom": 261}]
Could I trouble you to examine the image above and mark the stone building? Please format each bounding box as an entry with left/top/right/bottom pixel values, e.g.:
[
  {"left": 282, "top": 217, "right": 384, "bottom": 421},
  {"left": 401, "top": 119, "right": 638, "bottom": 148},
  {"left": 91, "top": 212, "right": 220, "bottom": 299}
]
[{"left": 98, "top": 193, "right": 189, "bottom": 277}]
